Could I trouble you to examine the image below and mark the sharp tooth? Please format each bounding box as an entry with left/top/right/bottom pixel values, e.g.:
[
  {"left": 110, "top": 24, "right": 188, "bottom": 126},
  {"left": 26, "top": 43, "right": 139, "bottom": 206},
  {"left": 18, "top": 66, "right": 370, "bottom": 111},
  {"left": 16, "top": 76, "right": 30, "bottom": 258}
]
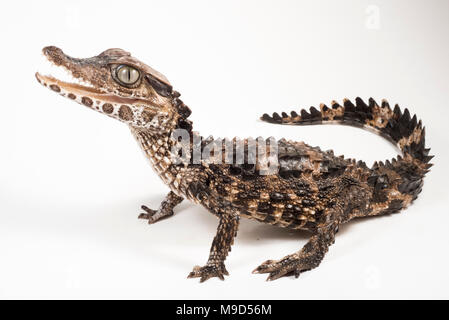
[{"left": 37, "top": 54, "right": 96, "bottom": 89}]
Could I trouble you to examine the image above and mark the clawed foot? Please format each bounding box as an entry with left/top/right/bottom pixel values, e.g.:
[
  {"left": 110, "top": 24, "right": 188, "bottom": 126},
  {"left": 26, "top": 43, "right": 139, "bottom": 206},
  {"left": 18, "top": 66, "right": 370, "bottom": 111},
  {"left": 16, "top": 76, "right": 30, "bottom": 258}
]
[
  {"left": 138, "top": 205, "right": 174, "bottom": 224},
  {"left": 187, "top": 264, "right": 229, "bottom": 282},
  {"left": 252, "top": 254, "right": 311, "bottom": 281}
]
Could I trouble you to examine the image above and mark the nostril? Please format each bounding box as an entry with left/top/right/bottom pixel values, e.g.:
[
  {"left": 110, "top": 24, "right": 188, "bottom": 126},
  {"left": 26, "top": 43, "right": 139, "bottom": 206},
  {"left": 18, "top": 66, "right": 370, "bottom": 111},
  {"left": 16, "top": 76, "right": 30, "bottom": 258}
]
[
  {"left": 42, "top": 46, "right": 64, "bottom": 65},
  {"left": 43, "top": 46, "right": 60, "bottom": 55}
]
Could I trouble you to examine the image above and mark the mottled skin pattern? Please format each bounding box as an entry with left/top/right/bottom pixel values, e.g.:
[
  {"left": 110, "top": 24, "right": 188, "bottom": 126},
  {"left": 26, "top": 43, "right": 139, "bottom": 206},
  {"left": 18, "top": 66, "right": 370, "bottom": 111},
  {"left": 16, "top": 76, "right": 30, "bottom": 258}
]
[{"left": 36, "top": 47, "right": 432, "bottom": 282}]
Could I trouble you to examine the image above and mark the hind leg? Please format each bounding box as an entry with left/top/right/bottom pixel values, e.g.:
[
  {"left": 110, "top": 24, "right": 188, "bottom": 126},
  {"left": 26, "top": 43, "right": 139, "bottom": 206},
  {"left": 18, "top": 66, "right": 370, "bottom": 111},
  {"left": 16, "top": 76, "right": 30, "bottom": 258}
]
[{"left": 253, "top": 217, "right": 339, "bottom": 281}]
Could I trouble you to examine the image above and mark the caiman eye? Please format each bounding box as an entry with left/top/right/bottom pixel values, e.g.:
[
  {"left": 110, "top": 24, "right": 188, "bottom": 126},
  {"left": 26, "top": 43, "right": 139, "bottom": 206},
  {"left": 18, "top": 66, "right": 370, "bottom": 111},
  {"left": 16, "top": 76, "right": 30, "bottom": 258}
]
[{"left": 116, "top": 65, "right": 140, "bottom": 85}]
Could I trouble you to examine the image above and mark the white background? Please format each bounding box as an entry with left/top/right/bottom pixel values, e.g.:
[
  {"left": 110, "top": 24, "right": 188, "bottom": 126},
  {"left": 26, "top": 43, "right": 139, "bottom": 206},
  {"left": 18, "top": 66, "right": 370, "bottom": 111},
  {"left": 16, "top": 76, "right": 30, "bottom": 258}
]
[{"left": 1, "top": 0, "right": 448, "bottom": 299}]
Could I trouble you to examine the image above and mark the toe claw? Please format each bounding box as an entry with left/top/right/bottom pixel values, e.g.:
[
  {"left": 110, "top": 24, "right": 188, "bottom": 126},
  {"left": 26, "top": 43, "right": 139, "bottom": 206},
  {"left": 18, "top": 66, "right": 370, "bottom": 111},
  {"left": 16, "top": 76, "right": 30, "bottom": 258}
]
[
  {"left": 254, "top": 255, "right": 306, "bottom": 281},
  {"left": 252, "top": 259, "right": 275, "bottom": 274},
  {"left": 138, "top": 213, "right": 149, "bottom": 219},
  {"left": 252, "top": 266, "right": 266, "bottom": 274},
  {"left": 294, "top": 268, "right": 301, "bottom": 278},
  {"left": 266, "top": 270, "right": 284, "bottom": 281},
  {"left": 139, "top": 205, "right": 157, "bottom": 220},
  {"left": 139, "top": 205, "right": 175, "bottom": 224},
  {"left": 141, "top": 205, "right": 156, "bottom": 214}
]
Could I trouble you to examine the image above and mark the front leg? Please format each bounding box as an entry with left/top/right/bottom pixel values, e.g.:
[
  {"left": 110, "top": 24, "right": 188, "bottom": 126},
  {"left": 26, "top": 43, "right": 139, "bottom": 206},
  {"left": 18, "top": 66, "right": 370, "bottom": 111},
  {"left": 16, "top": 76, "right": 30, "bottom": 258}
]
[
  {"left": 188, "top": 210, "right": 240, "bottom": 282},
  {"left": 138, "top": 191, "right": 183, "bottom": 224}
]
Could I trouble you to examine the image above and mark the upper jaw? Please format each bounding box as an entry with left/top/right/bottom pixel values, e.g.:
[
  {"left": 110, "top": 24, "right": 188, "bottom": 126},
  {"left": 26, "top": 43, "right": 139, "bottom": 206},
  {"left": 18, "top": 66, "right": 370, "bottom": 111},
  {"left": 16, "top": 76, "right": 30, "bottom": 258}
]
[
  {"left": 42, "top": 46, "right": 79, "bottom": 67},
  {"left": 40, "top": 46, "right": 101, "bottom": 90}
]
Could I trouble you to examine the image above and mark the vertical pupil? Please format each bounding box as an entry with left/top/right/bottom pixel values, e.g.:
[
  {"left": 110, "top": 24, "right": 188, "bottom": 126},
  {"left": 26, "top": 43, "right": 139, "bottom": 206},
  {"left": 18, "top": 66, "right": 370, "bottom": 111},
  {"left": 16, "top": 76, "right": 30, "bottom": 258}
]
[{"left": 118, "top": 66, "right": 138, "bottom": 84}]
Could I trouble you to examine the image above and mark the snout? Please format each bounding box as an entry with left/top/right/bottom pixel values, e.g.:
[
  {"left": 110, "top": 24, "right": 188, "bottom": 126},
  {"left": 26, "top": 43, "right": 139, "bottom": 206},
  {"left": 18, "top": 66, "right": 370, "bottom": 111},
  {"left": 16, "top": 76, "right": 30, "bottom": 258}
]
[{"left": 42, "top": 46, "right": 67, "bottom": 66}]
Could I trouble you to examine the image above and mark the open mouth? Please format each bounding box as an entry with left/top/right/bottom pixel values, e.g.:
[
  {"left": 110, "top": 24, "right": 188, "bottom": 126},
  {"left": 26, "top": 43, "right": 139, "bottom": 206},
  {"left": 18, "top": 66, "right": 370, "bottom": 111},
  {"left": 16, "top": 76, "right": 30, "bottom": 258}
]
[
  {"left": 35, "top": 72, "right": 142, "bottom": 106},
  {"left": 36, "top": 73, "right": 102, "bottom": 95}
]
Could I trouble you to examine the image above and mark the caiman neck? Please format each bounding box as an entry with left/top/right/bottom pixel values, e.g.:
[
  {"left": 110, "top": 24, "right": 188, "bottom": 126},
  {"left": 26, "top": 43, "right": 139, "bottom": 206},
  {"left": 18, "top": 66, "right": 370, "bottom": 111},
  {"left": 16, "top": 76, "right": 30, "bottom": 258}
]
[
  {"left": 129, "top": 96, "right": 194, "bottom": 197},
  {"left": 131, "top": 91, "right": 193, "bottom": 140}
]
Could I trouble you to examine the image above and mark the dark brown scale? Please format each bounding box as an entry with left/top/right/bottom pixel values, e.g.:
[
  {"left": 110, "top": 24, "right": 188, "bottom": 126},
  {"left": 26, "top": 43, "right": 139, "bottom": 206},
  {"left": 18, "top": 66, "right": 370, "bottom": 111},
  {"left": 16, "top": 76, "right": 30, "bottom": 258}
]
[
  {"left": 332, "top": 102, "right": 341, "bottom": 109},
  {"left": 293, "top": 205, "right": 303, "bottom": 213},
  {"left": 295, "top": 189, "right": 308, "bottom": 197},
  {"left": 237, "top": 192, "right": 249, "bottom": 200},
  {"left": 355, "top": 97, "right": 369, "bottom": 111},
  {"left": 302, "top": 199, "right": 316, "bottom": 207},
  {"left": 81, "top": 96, "right": 93, "bottom": 107},
  {"left": 281, "top": 211, "right": 295, "bottom": 219},
  {"left": 261, "top": 113, "right": 274, "bottom": 122},
  {"left": 257, "top": 202, "right": 274, "bottom": 214},
  {"left": 263, "top": 215, "right": 276, "bottom": 224},
  {"left": 270, "top": 192, "right": 285, "bottom": 202},
  {"left": 221, "top": 175, "right": 232, "bottom": 183},
  {"left": 215, "top": 184, "right": 228, "bottom": 196},
  {"left": 387, "top": 199, "right": 404, "bottom": 212},
  {"left": 309, "top": 106, "right": 322, "bottom": 123},
  {"left": 50, "top": 84, "right": 61, "bottom": 92},
  {"left": 145, "top": 73, "right": 172, "bottom": 97},
  {"left": 102, "top": 103, "right": 114, "bottom": 114},
  {"left": 300, "top": 109, "right": 311, "bottom": 120},
  {"left": 178, "top": 104, "right": 192, "bottom": 119},
  {"left": 229, "top": 166, "right": 241, "bottom": 175},
  {"left": 177, "top": 118, "right": 192, "bottom": 131},
  {"left": 272, "top": 112, "right": 282, "bottom": 122},
  {"left": 247, "top": 191, "right": 260, "bottom": 199}
]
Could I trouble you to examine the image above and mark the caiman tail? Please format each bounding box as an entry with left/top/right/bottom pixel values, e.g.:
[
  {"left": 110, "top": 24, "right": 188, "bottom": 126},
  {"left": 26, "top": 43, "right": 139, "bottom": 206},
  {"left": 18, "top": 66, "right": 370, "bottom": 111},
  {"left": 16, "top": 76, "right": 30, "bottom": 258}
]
[{"left": 261, "top": 97, "right": 433, "bottom": 211}]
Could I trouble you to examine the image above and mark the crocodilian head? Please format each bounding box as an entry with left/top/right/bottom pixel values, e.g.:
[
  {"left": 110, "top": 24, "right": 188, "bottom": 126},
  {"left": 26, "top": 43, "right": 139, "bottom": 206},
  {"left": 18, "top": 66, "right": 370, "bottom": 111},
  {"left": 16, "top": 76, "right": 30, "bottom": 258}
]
[{"left": 36, "top": 46, "right": 191, "bottom": 132}]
